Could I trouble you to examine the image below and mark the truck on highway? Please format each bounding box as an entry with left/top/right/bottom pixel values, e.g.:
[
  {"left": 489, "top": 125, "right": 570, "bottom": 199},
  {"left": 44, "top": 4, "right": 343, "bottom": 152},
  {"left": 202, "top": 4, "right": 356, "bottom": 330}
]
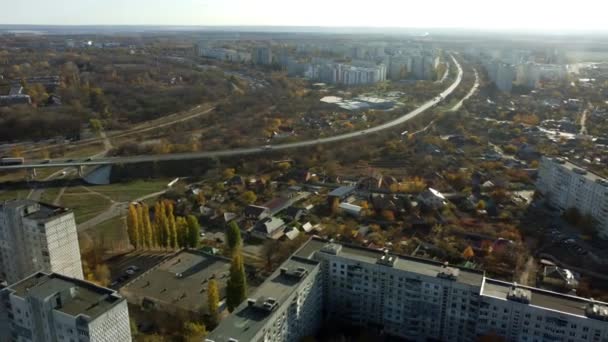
[{"left": 0, "top": 157, "right": 24, "bottom": 166}]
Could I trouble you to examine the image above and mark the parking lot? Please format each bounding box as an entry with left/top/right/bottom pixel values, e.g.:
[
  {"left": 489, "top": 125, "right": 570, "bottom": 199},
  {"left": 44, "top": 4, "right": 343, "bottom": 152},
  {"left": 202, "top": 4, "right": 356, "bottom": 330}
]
[{"left": 106, "top": 251, "right": 175, "bottom": 289}]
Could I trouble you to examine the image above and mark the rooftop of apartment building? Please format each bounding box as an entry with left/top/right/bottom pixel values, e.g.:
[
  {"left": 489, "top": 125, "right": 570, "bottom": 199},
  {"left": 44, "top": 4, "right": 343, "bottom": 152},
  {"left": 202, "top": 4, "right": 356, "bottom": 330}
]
[
  {"left": 482, "top": 278, "right": 608, "bottom": 321},
  {"left": 301, "top": 237, "right": 608, "bottom": 320},
  {"left": 296, "top": 237, "right": 485, "bottom": 287},
  {"left": 4, "top": 272, "right": 123, "bottom": 320},
  {"left": 207, "top": 256, "right": 320, "bottom": 342},
  {"left": 120, "top": 250, "right": 232, "bottom": 313},
  {"left": 0, "top": 199, "right": 72, "bottom": 222},
  {"left": 545, "top": 157, "right": 608, "bottom": 186}
]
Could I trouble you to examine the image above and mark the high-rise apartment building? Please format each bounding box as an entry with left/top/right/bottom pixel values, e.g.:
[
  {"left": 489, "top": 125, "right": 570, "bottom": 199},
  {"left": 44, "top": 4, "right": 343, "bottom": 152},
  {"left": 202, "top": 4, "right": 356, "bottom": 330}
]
[
  {"left": 253, "top": 46, "right": 273, "bottom": 65},
  {"left": 0, "top": 272, "right": 131, "bottom": 342},
  {"left": 207, "top": 256, "right": 323, "bottom": 342},
  {"left": 207, "top": 237, "right": 608, "bottom": 342},
  {"left": 537, "top": 157, "right": 608, "bottom": 238},
  {"left": 0, "top": 200, "right": 84, "bottom": 284}
]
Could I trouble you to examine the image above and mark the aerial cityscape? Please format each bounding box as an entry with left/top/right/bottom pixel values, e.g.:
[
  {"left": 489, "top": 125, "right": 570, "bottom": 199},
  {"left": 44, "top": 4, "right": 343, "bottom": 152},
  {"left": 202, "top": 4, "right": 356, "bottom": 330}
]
[{"left": 2, "top": 1, "right": 608, "bottom": 341}]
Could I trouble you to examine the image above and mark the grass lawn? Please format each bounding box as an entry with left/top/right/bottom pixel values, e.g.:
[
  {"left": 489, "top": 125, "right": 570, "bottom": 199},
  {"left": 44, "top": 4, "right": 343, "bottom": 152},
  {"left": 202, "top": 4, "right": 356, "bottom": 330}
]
[
  {"left": 85, "top": 215, "right": 130, "bottom": 250},
  {"left": 87, "top": 179, "right": 169, "bottom": 202},
  {"left": 39, "top": 186, "right": 64, "bottom": 204},
  {"left": 0, "top": 189, "right": 29, "bottom": 201},
  {"left": 59, "top": 191, "right": 112, "bottom": 224}
]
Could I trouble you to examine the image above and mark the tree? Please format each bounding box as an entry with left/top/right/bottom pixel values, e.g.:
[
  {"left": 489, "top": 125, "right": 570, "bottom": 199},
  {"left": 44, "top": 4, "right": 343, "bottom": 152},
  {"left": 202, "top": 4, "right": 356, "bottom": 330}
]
[
  {"left": 240, "top": 191, "right": 257, "bottom": 204},
  {"left": 226, "top": 221, "right": 242, "bottom": 253},
  {"left": 89, "top": 119, "right": 103, "bottom": 134},
  {"left": 127, "top": 204, "right": 140, "bottom": 249},
  {"left": 142, "top": 204, "right": 154, "bottom": 249},
  {"left": 183, "top": 321, "right": 207, "bottom": 342},
  {"left": 186, "top": 215, "right": 200, "bottom": 248},
  {"left": 166, "top": 201, "right": 179, "bottom": 249},
  {"left": 176, "top": 216, "right": 188, "bottom": 248},
  {"left": 93, "top": 264, "right": 111, "bottom": 286},
  {"left": 226, "top": 252, "right": 247, "bottom": 312},
  {"left": 462, "top": 246, "right": 475, "bottom": 259},
  {"left": 154, "top": 202, "right": 165, "bottom": 248},
  {"left": 381, "top": 210, "right": 395, "bottom": 221},
  {"left": 222, "top": 168, "right": 236, "bottom": 180},
  {"left": 207, "top": 278, "right": 220, "bottom": 326},
  {"left": 329, "top": 197, "right": 340, "bottom": 215},
  {"left": 261, "top": 239, "right": 280, "bottom": 271}
]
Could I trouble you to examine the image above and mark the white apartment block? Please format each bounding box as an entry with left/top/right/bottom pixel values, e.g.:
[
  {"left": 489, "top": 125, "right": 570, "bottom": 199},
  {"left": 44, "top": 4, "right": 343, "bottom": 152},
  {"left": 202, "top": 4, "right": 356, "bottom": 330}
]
[
  {"left": 0, "top": 200, "right": 84, "bottom": 284},
  {"left": 0, "top": 272, "right": 131, "bottom": 342},
  {"left": 537, "top": 157, "right": 608, "bottom": 238},
  {"left": 207, "top": 237, "right": 608, "bottom": 342},
  {"left": 207, "top": 256, "right": 323, "bottom": 342}
]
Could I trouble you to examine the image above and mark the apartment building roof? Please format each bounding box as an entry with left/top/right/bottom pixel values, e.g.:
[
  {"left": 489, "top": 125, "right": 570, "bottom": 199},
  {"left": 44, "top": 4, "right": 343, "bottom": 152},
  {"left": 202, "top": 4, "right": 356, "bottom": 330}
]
[
  {"left": 482, "top": 278, "right": 608, "bottom": 320},
  {"left": 207, "top": 256, "right": 319, "bottom": 342},
  {"left": 548, "top": 157, "right": 608, "bottom": 186},
  {"left": 296, "top": 237, "right": 485, "bottom": 287},
  {"left": 5, "top": 272, "right": 123, "bottom": 321},
  {"left": 1, "top": 199, "right": 72, "bottom": 222},
  {"left": 120, "top": 250, "right": 231, "bottom": 313}
]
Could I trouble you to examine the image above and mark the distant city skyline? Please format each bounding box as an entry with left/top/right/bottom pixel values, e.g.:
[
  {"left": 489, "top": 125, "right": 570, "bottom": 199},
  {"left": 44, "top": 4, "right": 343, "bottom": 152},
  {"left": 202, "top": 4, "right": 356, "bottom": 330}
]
[{"left": 1, "top": 0, "right": 607, "bottom": 32}]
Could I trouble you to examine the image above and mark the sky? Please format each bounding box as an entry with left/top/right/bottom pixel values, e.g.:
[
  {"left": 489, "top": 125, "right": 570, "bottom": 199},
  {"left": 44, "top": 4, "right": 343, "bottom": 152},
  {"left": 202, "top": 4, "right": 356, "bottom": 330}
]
[{"left": 1, "top": 0, "right": 607, "bottom": 32}]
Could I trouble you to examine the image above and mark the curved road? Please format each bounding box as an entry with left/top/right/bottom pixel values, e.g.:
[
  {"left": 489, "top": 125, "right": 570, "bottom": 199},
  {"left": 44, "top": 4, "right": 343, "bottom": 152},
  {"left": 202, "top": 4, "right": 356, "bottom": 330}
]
[{"left": 1, "top": 54, "right": 464, "bottom": 171}]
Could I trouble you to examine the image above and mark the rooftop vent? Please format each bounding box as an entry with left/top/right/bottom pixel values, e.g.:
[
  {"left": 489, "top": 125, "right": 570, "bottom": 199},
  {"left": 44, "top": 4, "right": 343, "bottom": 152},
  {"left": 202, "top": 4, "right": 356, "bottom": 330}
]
[
  {"left": 437, "top": 263, "right": 460, "bottom": 281},
  {"left": 573, "top": 168, "right": 588, "bottom": 176},
  {"left": 377, "top": 251, "right": 396, "bottom": 267},
  {"left": 596, "top": 179, "right": 608, "bottom": 187},
  {"left": 321, "top": 243, "right": 342, "bottom": 255},
  {"left": 280, "top": 266, "right": 309, "bottom": 280},
  {"left": 507, "top": 283, "right": 531, "bottom": 304},
  {"left": 586, "top": 300, "right": 608, "bottom": 321},
  {"left": 249, "top": 296, "right": 279, "bottom": 314}
]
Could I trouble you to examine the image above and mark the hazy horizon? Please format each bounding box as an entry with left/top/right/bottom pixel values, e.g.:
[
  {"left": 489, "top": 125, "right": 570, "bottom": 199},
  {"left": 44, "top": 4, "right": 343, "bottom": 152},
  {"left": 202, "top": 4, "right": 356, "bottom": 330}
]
[{"left": 1, "top": 0, "right": 607, "bottom": 33}]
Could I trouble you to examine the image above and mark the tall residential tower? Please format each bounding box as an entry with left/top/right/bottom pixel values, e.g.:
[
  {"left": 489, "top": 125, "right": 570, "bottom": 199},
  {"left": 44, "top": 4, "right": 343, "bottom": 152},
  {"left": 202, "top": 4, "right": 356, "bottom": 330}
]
[{"left": 0, "top": 200, "right": 83, "bottom": 284}]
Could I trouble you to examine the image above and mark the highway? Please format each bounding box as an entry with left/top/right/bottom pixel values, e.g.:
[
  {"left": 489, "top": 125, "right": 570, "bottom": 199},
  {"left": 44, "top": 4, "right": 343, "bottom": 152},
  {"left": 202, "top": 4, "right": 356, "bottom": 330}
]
[{"left": 0, "top": 54, "right": 463, "bottom": 172}]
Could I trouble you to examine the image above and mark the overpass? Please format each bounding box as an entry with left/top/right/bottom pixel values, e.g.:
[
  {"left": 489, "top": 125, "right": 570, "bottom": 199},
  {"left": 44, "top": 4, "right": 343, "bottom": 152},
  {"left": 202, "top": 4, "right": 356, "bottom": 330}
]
[{"left": 1, "top": 54, "right": 464, "bottom": 173}]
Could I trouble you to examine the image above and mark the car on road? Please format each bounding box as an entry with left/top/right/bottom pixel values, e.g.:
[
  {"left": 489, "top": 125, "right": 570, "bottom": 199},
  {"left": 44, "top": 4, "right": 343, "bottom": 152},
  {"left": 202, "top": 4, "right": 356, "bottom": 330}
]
[
  {"left": 263, "top": 145, "right": 272, "bottom": 150},
  {"left": 65, "top": 159, "right": 74, "bottom": 162},
  {"left": 85, "top": 157, "right": 93, "bottom": 161},
  {"left": 41, "top": 159, "right": 51, "bottom": 164},
  {"left": 110, "top": 280, "right": 118, "bottom": 287}
]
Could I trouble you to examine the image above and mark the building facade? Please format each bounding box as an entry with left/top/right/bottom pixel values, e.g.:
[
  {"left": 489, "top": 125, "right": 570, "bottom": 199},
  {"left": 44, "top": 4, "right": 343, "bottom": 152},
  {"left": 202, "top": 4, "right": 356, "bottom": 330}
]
[
  {"left": 537, "top": 157, "right": 608, "bottom": 238},
  {"left": 253, "top": 46, "right": 273, "bottom": 65},
  {"left": 207, "top": 237, "right": 608, "bottom": 342},
  {"left": 0, "top": 272, "right": 131, "bottom": 342},
  {"left": 207, "top": 256, "right": 323, "bottom": 342},
  {"left": 0, "top": 200, "right": 83, "bottom": 284}
]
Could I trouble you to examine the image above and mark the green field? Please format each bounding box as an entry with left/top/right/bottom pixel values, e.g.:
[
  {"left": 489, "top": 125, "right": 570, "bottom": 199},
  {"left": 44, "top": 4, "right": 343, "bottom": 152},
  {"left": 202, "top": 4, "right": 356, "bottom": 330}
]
[
  {"left": 87, "top": 179, "right": 169, "bottom": 202},
  {"left": 59, "top": 191, "right": 112, "bottom": 224}
]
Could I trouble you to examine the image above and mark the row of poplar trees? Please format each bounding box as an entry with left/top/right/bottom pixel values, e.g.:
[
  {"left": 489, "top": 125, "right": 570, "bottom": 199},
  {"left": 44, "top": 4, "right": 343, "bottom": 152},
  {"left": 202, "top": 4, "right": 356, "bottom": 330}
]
[
  {"left": 226, "top": 221, "right": 247, "bottom": 313},
  {"left": 126, "top": 200, "right": 200, "bottom": 250}
]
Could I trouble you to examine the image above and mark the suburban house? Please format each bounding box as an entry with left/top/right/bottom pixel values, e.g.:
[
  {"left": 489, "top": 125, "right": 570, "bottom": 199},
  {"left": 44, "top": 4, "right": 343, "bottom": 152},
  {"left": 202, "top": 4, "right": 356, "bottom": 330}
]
[
  {"left": 263, "top": 196, "right": 293, "bottom": 215},
  {"left": 328, "top": 186, "right": 356, "bottom": 202},
  {"left": 251, "top": 217, "right": 286, "bottom": 240},
  {"left": 417, "top": 188, "right": 447, "bottom": 209},
  {"left": 283, "top": 207, "right": 304, "bottom": 222},
  {"left": 244, "top": 205, "right": 270, "bottom": 220},
  {"left": 339, "top": 202, "right": 363, "bottom": 217}
]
